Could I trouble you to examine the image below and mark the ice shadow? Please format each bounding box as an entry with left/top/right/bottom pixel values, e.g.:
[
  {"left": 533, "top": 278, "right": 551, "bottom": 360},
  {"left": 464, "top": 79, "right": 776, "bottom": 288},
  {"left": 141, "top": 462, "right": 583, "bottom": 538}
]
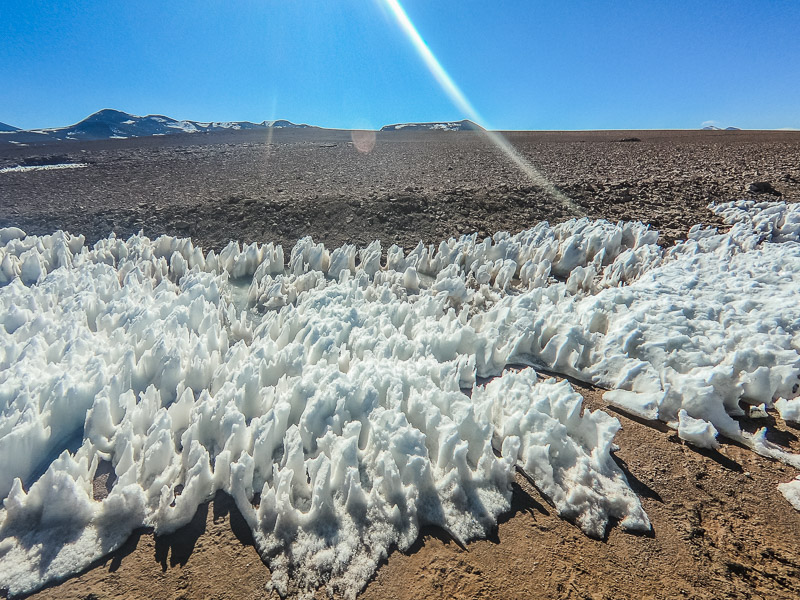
[
  {"left": 11, "top": 492, "right": 260, "bottom": 600},
  {"left": 503, "top": 479, "right": 551, "bottom": 522},
  {"left": 154, "top": 502, "right": 208, "bottom": 570},
  {"left": 387, "top": 477, "right": 551, "bottom": 563},
  {"left": 611, "top": 454, "right": 663, "bottom": 503},
  {"left": 605, "top": 405, "right": 672, "bottom": 433},
  {"left": 212, "top": 491, "right": 256, "bottom": 547},
  {"left": 152, "top": 490, "right": 258, "bottom": 570},
  {"left": 679, "top": 439, "right": 744, "bottom": 473},
  {"left": 663, "top": 430, "right": 744, "bottom": 472},
  {"left": 404, "top": 525, "right": 468, "bottom": 554},
  {"left": 735, "top": 410, "right": 798, "bottom": 449},
  {"left": 598, "top": 516, "right": 655, "bottom": 543},
  {"left": 23, "top": 429, "right": 85, "bottom": 495},
  {"left": 11, "top": 527, "right": 150, "bottom": 600},
  {"left": 516, "top": 464, "right": 656, "bottom": 543}
]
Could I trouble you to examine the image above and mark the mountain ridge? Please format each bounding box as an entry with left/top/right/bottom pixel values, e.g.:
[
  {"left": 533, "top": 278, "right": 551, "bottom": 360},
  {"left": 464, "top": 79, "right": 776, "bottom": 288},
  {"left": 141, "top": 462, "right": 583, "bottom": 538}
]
[
  {"left": 0, "top": 109, "right": 313, "bottom": 145},
  {"left": 0, "top": 112, "right": 488, "bottom": 146},
  {"left": 380, "top": 119, "right": 483, "bottom": 132}
]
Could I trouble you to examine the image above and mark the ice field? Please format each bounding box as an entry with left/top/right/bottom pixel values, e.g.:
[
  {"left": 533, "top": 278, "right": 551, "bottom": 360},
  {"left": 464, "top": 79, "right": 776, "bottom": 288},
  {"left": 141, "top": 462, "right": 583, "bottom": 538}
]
[{"left": 1, "top": 200, "right": 799, "bottom": 597}]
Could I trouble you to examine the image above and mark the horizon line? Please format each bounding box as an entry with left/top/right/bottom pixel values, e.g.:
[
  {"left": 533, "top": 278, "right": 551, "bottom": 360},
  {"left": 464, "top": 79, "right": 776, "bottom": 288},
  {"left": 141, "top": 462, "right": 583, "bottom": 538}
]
[{"left": 3, "top": 108, "right": 800, "bottom": 134}]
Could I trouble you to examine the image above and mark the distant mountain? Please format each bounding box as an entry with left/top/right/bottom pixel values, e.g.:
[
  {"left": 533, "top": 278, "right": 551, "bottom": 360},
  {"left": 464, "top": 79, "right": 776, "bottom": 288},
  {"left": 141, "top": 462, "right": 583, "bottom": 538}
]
[
  {"left": 702, "top": 125, "right": 741, "bottom": 131},
  {"left": 0, "top": 109, "right": 313, "bottom": 145},
  {"left": 0, "top": 122, "right": 19, "bottom": 132},
  {"left": 264, "top": 119, "right": 311, "bottom": 129},
  {"left": 380, "top": 119, "right": 483, "bottom": 132}
]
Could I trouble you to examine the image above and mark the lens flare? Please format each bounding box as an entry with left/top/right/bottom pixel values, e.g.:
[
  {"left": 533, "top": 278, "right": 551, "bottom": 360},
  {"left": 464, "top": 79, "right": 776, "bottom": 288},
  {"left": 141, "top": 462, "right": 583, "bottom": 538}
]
[
  {"left": 263, "top": 94, "right": 277, "bottom": 165},
  {"left": 351, "top": 129, "right": 377, "bottom": 153},
  {"left": 381, "top": 0, "right": 575, "bottom": 211}
]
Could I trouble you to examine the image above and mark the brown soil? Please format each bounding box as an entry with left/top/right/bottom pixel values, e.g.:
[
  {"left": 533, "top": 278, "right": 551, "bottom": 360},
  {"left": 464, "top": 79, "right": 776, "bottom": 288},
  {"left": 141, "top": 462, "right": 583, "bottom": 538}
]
[
  {"left": 3, "top": 129, "right": 800, "bottom": 600},
  {"left": 2, "top": 129, "right": 799, "bottom": 251}
]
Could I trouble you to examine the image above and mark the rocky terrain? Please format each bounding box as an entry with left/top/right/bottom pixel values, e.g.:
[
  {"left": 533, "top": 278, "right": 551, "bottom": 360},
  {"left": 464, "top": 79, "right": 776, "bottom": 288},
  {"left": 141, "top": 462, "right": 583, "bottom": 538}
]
[
  {"left": 1, "top": 129, "right": 798, "bottom": 255},
  {"left": 2, "top": 128, "right": 800, "bottom": 600}
]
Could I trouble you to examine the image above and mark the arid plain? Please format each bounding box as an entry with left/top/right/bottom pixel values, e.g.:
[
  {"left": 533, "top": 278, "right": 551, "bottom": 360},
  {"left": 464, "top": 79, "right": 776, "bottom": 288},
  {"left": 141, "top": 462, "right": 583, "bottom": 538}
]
[{"left": 2, "top": 129, "right": 800, "bottom": 600}]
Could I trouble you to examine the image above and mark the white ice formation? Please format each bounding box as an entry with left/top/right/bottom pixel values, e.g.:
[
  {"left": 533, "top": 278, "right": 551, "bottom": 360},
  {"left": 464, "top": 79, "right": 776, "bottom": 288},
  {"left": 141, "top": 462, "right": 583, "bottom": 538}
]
[
  {"left": 0, "top": 163, "right": 88, "bottom": 174},
  {"left": 1, "top": 200, "right": 799, "bottom": 597}
]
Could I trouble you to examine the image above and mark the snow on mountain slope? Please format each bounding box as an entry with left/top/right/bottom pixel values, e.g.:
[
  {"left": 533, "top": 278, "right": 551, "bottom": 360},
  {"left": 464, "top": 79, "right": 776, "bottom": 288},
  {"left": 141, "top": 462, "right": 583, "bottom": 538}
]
[
  {"left": 0, "top": 110, "right": 312, "bottom": 145},
  {"left": 262, "top": 119, "right": 312, "bottom": 129},
  {"left": 380, "top": 119, "right": 483, "bottom": 132},
  {"left": 0, "top": 122, "right": 19, "bottom": 133},
  {"left": 1, "top": 201, "right": 799, "bottom": 597}
]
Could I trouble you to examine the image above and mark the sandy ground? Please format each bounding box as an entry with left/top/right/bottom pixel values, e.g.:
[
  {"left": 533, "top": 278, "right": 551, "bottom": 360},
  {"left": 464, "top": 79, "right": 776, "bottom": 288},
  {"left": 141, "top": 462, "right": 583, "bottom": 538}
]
[{"left": 2, "top": 129, "right": 800, "bottom": 599}]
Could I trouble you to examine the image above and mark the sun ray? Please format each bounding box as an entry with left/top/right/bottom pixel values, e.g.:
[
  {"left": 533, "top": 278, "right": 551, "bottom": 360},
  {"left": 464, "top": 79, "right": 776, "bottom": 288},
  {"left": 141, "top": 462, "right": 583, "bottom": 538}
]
[{"left": 381, "top": 0, "right": 576, "bottom": 211}]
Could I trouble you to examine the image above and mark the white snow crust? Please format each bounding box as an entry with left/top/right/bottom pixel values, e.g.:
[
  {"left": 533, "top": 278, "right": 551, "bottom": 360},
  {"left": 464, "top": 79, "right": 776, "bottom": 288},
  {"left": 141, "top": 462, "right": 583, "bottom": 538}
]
[
  {"left": 1, "top": 200, "right": 799, "bottom": 597},
  {"left": 775, "top": 397, "right": 800, "bottom": 422},
  {"left": 0, "top": 163, "right": 88, "bottom": 174},
  {"left": 779, "top": 477, "right": 800, "bottom": 511}
]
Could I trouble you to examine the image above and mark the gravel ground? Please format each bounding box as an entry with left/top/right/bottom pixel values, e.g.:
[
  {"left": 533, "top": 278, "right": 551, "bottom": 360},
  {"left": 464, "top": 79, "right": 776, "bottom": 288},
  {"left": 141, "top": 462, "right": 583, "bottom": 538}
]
[
  {"left": 1, "top": 129, "right": 799, "bottom": 252},
  {"left": 3, "top": 129, "right": 800, "bottom": 600}
]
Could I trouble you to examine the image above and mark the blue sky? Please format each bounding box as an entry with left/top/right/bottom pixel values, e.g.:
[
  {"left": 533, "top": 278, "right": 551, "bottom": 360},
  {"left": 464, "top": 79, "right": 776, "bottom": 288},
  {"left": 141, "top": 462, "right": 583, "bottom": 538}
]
[{"left": 2, "top": 0, "right": 799, "bottom": 130}]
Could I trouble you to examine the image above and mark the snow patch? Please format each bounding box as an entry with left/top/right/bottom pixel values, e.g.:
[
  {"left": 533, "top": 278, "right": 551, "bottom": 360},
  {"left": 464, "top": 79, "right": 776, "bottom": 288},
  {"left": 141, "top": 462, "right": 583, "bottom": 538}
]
[
  {"left": 677, "top": 410, "right": 720, "bottom": 449},
  {"left": 776, "top": 398, "right": 800, "bottom": 423},
  {"left": 0, "top": 163, "right": 88, "bottom": 174},
  {"left": 1, "top": 200, "right": 800, "bottom": 596}
]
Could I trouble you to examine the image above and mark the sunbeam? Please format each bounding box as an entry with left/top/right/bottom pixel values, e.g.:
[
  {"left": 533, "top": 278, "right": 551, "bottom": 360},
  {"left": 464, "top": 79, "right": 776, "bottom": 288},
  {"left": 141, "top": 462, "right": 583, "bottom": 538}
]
[{"left": 381, "top": 0, "right": 576, "bottom": 211}]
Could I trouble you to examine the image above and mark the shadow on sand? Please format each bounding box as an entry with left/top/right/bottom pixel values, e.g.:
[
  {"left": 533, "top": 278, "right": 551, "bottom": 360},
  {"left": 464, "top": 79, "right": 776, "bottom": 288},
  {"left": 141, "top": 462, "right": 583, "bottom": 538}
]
[{"left": 14, "top": 491, "right": 258, "bottom": 600}]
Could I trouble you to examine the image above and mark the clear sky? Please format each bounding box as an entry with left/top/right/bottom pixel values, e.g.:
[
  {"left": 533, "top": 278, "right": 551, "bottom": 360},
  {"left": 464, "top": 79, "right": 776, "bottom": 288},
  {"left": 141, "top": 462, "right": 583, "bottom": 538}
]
[{"left": 2, "top": 0, "right": 799, "bottom": 131}]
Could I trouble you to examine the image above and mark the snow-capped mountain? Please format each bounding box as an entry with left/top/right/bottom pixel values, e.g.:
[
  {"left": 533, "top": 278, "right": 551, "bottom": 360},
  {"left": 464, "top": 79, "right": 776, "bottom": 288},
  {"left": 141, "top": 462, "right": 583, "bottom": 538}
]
[
  {"left": 702, "top": 125, "right": 741, "bottom": 131},
  {"left": 380, "top": 119, "right": 483, "bottom": 132},
  {"left": 0, "top": 111, "right": 489, "bottom": 145},
  {"left": 264, "top": 119, "right": 310, "bottom": 129},
  {"left": 0, "top": 109, "right": 312, "bottom": 145}
]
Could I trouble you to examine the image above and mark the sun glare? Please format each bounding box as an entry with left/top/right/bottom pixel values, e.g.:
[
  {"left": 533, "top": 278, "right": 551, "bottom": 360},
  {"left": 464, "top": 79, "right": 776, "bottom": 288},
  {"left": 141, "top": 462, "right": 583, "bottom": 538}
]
[{"left": 380, "top": 0, "right": 575, "bottom": 211}]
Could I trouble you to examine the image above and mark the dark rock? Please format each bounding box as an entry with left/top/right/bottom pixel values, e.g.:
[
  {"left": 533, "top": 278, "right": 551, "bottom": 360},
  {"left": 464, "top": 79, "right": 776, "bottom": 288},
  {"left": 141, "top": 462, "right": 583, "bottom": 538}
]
[
  {"left": 20, "top": 154, "right": 72, "bottom": 166},
  {"left": 748, "top": 182, "right": 782, "bottom": 196}
]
